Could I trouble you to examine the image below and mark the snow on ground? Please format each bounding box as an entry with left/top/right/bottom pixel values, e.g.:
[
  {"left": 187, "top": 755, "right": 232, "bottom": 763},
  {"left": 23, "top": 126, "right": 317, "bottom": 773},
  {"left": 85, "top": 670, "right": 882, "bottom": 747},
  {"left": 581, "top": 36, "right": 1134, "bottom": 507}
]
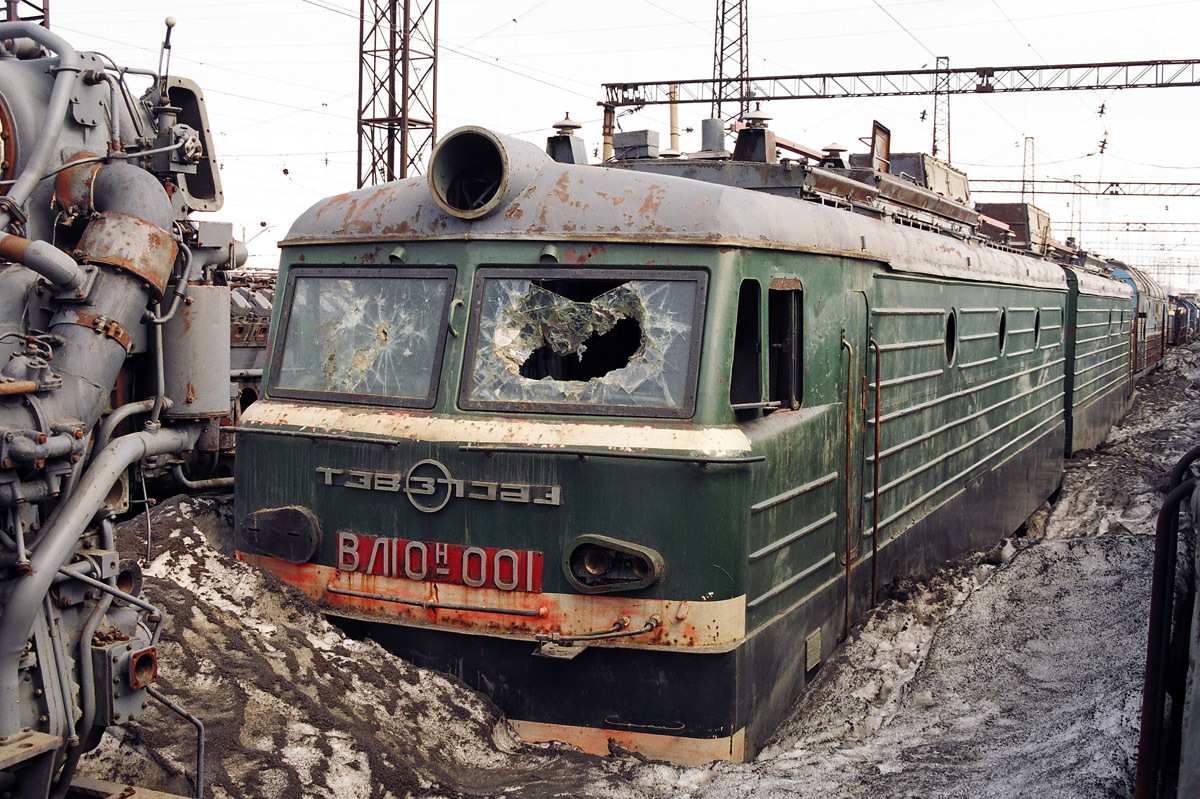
[{"left": 79, "top": 343, "right": 1200, "bottom": 798}]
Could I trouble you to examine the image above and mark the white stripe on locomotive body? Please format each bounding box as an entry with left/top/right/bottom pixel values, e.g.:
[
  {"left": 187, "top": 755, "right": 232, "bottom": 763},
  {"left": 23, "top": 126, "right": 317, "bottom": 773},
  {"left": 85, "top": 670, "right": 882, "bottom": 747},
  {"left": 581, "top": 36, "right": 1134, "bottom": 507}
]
[{"left": 240, "top": 400, "right": 754, "bottom": 455}]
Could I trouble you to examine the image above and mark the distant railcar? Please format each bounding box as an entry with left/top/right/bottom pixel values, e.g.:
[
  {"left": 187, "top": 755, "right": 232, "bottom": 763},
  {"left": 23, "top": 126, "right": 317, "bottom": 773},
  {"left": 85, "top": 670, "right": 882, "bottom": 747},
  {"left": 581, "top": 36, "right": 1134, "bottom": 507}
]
[
  {"left": 1168, "top": 294, "right": 1199, "bottom": 346},
  {"left": 236, "top": 123, "right": 1137, "bottom": 763},
  {"left": 1111, "top": 261, "right": 1168, "bottom": 378}
]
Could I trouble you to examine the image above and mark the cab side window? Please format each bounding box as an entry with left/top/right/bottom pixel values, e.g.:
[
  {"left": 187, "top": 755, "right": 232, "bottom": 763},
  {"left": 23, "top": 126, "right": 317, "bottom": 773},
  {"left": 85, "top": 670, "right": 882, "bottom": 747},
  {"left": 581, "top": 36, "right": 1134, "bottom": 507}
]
[
  {"left": 730, "top": 280, "right": 762, "bottom": 409},
  {"left": 768, "top": 282, "right": 802, "bottom": 410}
]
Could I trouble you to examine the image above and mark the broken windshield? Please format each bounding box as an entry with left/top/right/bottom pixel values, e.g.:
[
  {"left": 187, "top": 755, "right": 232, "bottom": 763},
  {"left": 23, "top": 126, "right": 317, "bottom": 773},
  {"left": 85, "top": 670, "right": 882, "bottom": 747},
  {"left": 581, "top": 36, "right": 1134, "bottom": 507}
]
[
  {"left": 461, "top": 268, "right": 706, "bottom": 417},
  {"left": 271, "top": 267, "right": 454, "bottom": 407}
]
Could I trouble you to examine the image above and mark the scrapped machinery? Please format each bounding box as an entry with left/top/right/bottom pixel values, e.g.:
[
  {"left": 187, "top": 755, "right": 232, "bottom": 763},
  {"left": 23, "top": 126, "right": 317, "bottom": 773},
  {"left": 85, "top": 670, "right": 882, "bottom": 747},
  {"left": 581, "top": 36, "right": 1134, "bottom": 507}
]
[{"left": 0, "top": 20, "right": 242, "bottom": 798}]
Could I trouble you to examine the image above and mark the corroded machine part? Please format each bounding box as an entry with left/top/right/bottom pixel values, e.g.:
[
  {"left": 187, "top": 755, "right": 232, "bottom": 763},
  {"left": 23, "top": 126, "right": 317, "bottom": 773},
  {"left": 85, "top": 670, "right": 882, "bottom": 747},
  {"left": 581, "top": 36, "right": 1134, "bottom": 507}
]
[{"left": 0, "top": 19, "right": 239, "bottom": 798}]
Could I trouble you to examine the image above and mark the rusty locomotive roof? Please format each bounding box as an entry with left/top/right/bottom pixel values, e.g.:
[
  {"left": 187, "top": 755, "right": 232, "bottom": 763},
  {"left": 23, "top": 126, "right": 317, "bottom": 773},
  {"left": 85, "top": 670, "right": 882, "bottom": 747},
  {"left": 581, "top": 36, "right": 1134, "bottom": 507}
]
[{"left": 283, "top": 126, "right": 1067, "bottom": 291}]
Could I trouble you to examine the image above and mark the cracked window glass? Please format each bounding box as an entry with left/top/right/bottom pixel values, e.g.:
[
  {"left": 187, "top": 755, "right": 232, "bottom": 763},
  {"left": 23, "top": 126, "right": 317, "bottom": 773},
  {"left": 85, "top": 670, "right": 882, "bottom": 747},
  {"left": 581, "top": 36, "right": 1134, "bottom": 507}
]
[
  {"left": 273, "top": 270, "right": 453, "bottom": 407},
  {"left": 463, "top": 270, "right": 705, "bottom": 416}
]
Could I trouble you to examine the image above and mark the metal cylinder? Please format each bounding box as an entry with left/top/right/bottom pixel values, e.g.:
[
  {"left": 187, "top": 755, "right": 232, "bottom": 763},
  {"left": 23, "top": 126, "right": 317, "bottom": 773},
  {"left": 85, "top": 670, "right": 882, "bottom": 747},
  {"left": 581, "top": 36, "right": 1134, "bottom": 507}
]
[
  {"left": 426, "top": 125, "right": 549, "bottom": 220},
  {"left": 162, "top": 284, "right": 232, "bottom": 418},
  {"left": 701, "top": 118, "right": 726, "bottom": 153}
]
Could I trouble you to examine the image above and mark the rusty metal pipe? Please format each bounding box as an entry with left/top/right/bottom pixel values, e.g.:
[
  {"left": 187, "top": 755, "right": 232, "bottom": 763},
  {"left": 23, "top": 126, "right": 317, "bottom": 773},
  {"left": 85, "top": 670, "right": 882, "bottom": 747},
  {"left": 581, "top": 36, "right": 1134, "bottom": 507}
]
[
  {"left": 0, "top": 380, "right": 36, "bottom": 396},
  {"left": 0, "top": 232, "right": 83, "bottom": 292}
]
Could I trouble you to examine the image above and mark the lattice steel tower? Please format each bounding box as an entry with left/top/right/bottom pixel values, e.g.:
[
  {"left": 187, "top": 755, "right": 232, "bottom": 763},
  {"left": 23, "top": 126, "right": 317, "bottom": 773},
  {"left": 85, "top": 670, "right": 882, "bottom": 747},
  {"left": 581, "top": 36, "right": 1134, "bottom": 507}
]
[
  {"left": 358, "top": 0, "right": 438, "bottom": 187},
  {"left": 711, "top": 0, "right": 749, "bottom": 125},
  {"left": 5, "top": 1, "right": 48, "bottom": 26},
  {"left": 931, "top": 55, "right": 950, "bottom": 162}
]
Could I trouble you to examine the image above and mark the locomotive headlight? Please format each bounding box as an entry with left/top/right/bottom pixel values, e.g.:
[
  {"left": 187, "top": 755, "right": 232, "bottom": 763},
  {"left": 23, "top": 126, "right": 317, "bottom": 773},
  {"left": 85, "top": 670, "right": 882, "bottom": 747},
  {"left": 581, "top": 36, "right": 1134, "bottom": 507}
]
[
  {"left": 564, "top": 535, "right": 664, "bottom": 594},
  {"left": 580, "top": 546, "right": 612, "bottom": 577}
]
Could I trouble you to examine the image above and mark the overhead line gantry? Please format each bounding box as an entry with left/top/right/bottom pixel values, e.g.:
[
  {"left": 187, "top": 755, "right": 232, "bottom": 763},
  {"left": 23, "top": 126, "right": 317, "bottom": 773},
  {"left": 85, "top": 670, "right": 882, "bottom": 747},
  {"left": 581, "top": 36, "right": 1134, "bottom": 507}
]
[
  {"left": 971, "top": 180, "right": 1200, "bottom": 197},
  {"left": 601, "top": 59, "right": 1200, "bottom": 110}
]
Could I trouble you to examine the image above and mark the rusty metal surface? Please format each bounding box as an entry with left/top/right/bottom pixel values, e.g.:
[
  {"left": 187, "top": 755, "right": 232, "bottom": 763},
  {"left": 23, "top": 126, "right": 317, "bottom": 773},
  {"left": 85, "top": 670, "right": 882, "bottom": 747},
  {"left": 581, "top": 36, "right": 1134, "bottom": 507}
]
[
  {"left": 0, "top": 89, "right": 16, "bottom": 187},
  {"left": 74, "top": 211, "right": 178, "bottom": 297},
  {"left": 0, "top": 729, "right": 59, "bottom": 770},
  {"left": 56, "top": 309, "right": 134, "bottom": 352},
  {"left": 66, "top": 775, "right": 195, "bottom": 799},
  {"left": 841, "top": 167, "right": 979, "bottom": 226},
  {"left": 52, "top": 152, "right": 102, "bottom": 215},
  {"left": 284, "top": 131, "right": 1067, "bottom": 291},
  {"left": 241, "top": 553, "right": 747, "bottom": 650}
]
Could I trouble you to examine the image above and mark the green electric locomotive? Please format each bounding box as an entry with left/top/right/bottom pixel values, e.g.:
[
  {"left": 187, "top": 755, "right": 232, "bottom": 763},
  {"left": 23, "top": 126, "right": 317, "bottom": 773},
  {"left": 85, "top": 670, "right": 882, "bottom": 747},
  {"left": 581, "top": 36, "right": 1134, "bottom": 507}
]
[{"left": 235, "top": 121, "right": 1132, "bottom": 763}]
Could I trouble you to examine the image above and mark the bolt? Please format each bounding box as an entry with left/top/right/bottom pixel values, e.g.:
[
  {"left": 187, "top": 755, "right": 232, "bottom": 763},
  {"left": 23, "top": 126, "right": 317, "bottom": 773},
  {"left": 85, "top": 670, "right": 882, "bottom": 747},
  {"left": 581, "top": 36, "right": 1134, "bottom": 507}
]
[
  {"left": 32, "top": 689, "right": 42, "bottom": 697},
  {"left": 35, "top": 434, "right": 46, "bottom": 444},
  {"left": 112, "top": 656, "right": 118, "bottom": 663},
  {"left": 37, "top": 715, "right": 47, "bottom": 723},
  {"left": 113, "top": 711, "right": 121, "bottom": 719}
]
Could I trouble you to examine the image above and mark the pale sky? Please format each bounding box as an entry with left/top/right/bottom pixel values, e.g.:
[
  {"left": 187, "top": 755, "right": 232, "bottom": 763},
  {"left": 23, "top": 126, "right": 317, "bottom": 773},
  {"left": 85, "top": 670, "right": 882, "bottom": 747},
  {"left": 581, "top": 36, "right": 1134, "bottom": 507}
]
[{"left": 45, "top": 0, "right": 1200, "bottom": 289}]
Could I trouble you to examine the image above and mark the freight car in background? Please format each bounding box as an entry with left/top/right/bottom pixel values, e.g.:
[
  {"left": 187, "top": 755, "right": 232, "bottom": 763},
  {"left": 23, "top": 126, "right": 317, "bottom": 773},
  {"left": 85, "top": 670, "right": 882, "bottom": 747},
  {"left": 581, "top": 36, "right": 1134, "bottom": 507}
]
[
  {"left": 235, "top": 115, "right": 1157, "bottom": 764},
  {"left": 1111, "top": 260, "right": 1170, "bottom": 380}
]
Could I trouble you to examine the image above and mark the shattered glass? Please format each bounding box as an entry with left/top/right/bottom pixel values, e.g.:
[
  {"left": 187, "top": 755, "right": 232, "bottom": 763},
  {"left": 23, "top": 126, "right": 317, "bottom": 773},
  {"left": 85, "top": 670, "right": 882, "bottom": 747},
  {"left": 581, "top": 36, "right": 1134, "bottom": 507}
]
[
  {"left": 276, "top": 274, "right": 451, "bottom": 403},
  {"left": 465, "top": 274, "right": 703, "bottom": 413}
]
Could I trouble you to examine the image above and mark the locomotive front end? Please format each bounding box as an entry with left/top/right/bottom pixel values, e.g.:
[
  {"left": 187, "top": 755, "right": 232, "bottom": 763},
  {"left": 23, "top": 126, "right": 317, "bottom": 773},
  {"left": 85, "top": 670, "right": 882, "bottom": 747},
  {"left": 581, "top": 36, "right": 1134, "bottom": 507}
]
[{"left": 235, "top": 127, "right": 777, "bottom": 762}]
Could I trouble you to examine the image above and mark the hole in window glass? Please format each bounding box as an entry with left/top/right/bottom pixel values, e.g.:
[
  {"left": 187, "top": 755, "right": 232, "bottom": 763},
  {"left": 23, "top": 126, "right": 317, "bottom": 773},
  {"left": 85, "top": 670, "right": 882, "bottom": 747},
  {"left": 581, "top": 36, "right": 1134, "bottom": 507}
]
[
  {"left": 272, "top": 269, "right": 454, "bottom": 407},
  {"left": 462, "top": 269, "right": 706, "bottom": 416}
]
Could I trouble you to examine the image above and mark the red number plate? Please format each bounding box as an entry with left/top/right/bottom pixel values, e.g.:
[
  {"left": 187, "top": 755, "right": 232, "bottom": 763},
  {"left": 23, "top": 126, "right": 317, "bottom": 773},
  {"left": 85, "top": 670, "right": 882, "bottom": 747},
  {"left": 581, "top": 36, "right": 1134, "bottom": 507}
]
[{"left": 337, "top": 530, "right": 543, "bottom": 593}]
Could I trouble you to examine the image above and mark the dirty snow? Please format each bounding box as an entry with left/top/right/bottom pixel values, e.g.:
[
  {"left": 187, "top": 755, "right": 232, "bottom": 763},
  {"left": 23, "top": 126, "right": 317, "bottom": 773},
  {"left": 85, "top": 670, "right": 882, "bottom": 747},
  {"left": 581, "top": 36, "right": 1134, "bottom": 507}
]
[{"left": 79, "top": 343, "right": 1200, "bottom": 798}]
